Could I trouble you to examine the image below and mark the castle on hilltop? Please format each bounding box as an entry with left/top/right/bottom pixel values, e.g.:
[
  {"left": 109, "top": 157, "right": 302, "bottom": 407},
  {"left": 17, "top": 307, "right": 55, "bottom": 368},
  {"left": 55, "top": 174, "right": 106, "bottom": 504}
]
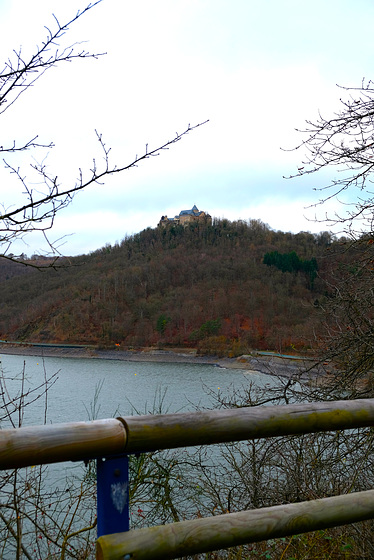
[{"left": 158, "top": 205, "right": 212, "bottom": 227}]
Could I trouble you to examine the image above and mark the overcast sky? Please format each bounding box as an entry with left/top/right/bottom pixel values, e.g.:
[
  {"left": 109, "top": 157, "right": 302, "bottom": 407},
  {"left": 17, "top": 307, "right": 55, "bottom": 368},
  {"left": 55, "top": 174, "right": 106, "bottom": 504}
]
[{"left": 1, "top": 0, "right": 373, "bottom": 256}]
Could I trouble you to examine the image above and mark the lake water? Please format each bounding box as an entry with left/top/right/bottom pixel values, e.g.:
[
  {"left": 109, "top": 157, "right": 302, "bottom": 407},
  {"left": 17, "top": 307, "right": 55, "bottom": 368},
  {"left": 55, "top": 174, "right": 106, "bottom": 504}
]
[
  {"left": 0, "top": 353, "right": 274, "bottom": 426},
  {"left": 0, "top": 355, "right": 279, "bottom": 557}
]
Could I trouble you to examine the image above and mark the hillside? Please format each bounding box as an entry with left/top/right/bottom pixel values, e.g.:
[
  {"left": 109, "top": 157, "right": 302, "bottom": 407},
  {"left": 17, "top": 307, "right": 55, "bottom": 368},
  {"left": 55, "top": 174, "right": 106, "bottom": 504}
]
[{"left": 0, "top": 219, "right": 338, "bottom": 356}]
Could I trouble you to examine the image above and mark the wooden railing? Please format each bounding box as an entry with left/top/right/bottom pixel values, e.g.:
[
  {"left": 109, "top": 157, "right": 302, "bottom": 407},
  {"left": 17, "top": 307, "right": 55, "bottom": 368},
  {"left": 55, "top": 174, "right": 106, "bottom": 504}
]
[{"left": 1, "top": 399, "right": 374, "bottom": 559}]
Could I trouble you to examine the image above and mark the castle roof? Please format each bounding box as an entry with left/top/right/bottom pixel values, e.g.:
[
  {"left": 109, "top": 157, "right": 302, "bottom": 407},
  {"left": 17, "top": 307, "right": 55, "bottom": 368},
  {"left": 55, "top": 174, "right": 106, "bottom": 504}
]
[{"left": 179, "top": 205, "right": 201, "bottom": 216}]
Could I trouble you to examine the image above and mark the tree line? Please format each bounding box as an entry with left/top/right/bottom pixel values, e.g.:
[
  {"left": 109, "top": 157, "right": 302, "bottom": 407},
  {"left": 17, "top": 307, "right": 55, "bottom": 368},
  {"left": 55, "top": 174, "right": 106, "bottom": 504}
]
[{"left": 0, "top": 218, "right": 341, "bottom": 355}]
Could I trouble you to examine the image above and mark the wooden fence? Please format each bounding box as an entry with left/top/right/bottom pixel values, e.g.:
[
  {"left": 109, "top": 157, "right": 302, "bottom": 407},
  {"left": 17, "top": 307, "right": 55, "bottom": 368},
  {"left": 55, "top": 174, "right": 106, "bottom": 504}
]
[{"left": 1, "top": 399, "right": 374, "bottom": 559}]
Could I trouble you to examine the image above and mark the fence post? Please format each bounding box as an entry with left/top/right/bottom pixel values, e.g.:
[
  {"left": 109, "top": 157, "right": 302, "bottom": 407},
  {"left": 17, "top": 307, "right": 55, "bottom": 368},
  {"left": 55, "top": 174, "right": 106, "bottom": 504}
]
[{"left": 96, "top": 455, "right": 130, "bottom": 537}]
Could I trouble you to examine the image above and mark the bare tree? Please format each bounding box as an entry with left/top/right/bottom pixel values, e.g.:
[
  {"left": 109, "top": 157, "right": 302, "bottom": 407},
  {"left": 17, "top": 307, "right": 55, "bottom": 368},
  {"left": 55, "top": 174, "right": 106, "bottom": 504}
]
[
  {"left": 288, "top": 79, "right": 374, "bottom": 236},
  {"left": 0, "top": 1, "right": 207, "bottom": 263},
  {"left": 286, "top": 80, "right": 374, "bottom": 388}
]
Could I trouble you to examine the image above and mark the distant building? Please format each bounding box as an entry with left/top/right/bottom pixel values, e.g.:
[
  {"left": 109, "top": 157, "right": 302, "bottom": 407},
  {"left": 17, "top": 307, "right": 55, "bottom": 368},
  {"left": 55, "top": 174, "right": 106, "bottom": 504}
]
[{"left": 158, "top": 205, "right": 211, "bottom": 227}]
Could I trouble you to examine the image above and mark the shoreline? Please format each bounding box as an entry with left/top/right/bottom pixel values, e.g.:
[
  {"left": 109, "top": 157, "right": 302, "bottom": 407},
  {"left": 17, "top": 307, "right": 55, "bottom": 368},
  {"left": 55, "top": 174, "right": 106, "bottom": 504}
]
[
  {"left": 0, "top": 344, "right": 238, "bottom": 367},
  {"left": 0, "top": 344, "right": 324, "bottom": 379}
]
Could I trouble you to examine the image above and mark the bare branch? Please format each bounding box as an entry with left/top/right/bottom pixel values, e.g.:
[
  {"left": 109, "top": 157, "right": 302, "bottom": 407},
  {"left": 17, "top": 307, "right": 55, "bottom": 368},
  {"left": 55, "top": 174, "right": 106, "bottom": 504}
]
[
  {"left": 0, "top": 120, "right": 208, "bottom": 264},
  {"left": 286, "top": 80, "right": 374, "bottom": 234},
  {"left": 0, "top": 0, "right": 209, "bottom": 268},
  {"left": 0, "top": 1, "right": 105, "bottom": 153}
]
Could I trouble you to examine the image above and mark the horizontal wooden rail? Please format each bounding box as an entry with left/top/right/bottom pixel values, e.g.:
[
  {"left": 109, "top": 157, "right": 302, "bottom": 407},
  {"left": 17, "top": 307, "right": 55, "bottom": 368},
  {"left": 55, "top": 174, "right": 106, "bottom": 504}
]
[
  {"left": 1, "top": 399, "right": 374, "bottom": 469},
  {"left": 96, "top": 489, "right": 374, "bottom": 560},
  {"left": 120, "top": 398, "right": 374, "bottom": 453},
  {"left": 0, "top": 419, "right": 126, "bottom": 469}
]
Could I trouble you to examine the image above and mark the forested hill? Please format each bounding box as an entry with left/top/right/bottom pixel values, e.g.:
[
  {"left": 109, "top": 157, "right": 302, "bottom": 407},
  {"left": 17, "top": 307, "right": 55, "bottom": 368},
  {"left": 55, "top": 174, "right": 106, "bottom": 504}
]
[{"left": 0, "top": 219, "right": 338, "bottom": 355}]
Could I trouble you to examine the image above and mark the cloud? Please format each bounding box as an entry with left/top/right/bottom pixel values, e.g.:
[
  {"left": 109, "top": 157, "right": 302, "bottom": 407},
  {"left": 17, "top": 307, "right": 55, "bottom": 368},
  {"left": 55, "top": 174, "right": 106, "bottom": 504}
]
[{"left": 1, "top": 0, "right": 372, "bottom": 255}]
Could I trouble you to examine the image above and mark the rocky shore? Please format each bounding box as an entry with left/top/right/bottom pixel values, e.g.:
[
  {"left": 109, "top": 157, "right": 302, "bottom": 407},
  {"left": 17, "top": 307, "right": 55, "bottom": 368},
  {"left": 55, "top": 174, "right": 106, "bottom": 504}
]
[{"left": 0, "top": 344, "right": 324, "bottom": 380}]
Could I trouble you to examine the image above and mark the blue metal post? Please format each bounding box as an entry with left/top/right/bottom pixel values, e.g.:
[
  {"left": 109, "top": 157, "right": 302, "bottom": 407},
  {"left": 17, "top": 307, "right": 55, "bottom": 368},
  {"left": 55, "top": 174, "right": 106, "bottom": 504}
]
[{"left": 96, "top": 455, "right": 130, "bottom": 537}]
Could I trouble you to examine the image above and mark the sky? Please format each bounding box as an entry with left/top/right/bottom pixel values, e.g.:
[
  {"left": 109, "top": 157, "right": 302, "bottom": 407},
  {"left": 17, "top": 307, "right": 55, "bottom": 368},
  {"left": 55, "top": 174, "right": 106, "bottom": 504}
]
[{"left": 1, "top": 0, "right": 374, "bottom": 256}]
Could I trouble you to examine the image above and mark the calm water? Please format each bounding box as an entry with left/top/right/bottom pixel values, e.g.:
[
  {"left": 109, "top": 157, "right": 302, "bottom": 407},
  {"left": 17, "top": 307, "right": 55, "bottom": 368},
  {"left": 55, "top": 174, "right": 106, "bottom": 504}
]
[
  {"left": 0, "top": 354, "right": 273, "bottom": 426},
  {"left": 0, "top": 355, "right": 277, "bottom": 557}
]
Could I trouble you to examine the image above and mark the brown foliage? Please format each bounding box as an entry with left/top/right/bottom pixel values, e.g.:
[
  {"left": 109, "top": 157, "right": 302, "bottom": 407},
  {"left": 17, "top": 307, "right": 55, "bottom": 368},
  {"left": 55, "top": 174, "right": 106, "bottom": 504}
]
[{"left": 0, "top": 219, "right": 338, "bottom": 354}]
